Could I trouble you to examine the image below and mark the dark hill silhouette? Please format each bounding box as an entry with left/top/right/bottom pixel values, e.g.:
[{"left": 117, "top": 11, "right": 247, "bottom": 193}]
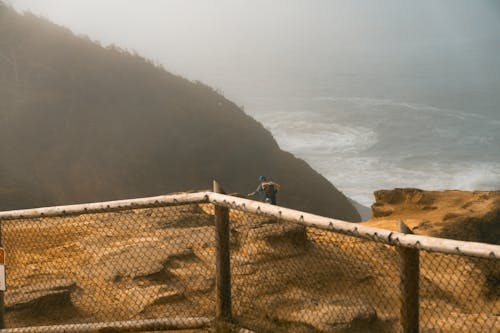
[{"left": 0, "top": 4, "right": 360, "bottom": 221}]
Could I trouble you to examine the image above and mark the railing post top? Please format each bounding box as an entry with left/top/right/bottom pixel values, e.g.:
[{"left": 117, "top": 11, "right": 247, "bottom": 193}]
[
  {"left": 213, "top": 180, "right": 226, "bottom": 195},
  {"left": 399, "top": 220, "right": 414, "bottom": 235}
]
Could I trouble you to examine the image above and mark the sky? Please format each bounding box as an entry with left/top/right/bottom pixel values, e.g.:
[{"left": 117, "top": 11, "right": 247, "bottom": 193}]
[{"left": 7, "top": 0, "right": 500, "bottom": 106}]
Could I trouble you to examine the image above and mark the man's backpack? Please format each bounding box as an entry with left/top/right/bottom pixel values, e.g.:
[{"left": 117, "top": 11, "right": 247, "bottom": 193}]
[{"left": 261, "top": 181, "right": 279, "bottom": 197}]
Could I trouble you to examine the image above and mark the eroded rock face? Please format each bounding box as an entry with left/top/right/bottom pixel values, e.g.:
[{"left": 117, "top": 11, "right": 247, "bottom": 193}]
[
  {"left": 5, "top": 279, "right": 79, "bottom": 326},
  {"left": 370, "top": 189, "right": 500, "bottom": 244},
  {"left": 283, "top": 302, "right": 379, "bottom": 332},
  {"left": 368, "top": 189, "right": 500, "bottom": 308}
]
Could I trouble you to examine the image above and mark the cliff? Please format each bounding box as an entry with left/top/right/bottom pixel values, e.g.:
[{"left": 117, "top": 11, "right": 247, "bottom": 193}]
[
  {"left": 0, "top": 4, "right": 359, "bottom": 221},
  {"left": 365, "top": 188, "right": 500, "bottom": 244}
]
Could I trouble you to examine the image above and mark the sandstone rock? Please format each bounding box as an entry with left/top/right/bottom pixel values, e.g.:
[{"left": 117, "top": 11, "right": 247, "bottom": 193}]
[
  {"left": 87, "top": 238, "right": 192, "bottom": 281},
  {"left": 5, "top": 278, "right": 76, "bottom": 310},
  {"left": 368, "top": 189, "right": 500, "bottom": 244},
  {"left": 5, "top": 277, "right": 82, "bottom": 326},
  {"left": 277, "top": 301, "right": 380, "bottom": 333}
]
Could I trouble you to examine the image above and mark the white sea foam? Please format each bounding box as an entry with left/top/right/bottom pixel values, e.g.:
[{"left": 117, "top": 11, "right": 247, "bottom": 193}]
[
  {"left": 254, "top": 111, "right": 377, "bottom": 153},
  {"left": 449, "top": 163, "right": 500, "bottom": 190}
]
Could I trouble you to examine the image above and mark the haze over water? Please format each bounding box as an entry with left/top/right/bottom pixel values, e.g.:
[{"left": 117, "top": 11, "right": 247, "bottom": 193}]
[{"left": 10, "top": 0, "right": 500, "bottom": 206}]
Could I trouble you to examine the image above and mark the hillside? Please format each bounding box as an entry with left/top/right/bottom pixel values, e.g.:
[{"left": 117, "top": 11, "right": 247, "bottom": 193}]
[{"left": 0, "top": 4, "right": 359, "bottom": 221}]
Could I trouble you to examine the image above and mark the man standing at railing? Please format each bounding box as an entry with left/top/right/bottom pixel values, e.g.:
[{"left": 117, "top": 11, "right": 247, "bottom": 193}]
[{"left": 248, "top": 176, "right": 281, "bottom": 205}]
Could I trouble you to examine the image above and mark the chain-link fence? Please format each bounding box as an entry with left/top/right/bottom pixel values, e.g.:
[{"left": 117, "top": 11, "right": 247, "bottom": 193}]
[
  {"left": 229, "top": 210, "right": 401, "bottom": 333},
  {"left": 210, "top": 192, "right": 499, "bottom": 333},
  {"left": 0, "top": 193, "right": 214, "bottom": 332},
  {"left": 0, "top": 191, "right": 498, "bottom": 332},
  {"left": 418, "top": 251, "right": 499, "bottom": 332},
  {"left": 225, "top": 208, "right": 499, "bottom": 333}
]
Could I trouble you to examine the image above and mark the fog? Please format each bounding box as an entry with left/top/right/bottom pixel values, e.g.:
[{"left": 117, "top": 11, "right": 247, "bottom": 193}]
[{"left": 8, "top": 0, "right": 500, "bottom": 106}]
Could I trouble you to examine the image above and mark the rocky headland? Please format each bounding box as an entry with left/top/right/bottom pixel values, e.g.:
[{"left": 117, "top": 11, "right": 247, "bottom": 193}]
[{"left": 366, "top": 188, "right": 500, "bottom": 244}]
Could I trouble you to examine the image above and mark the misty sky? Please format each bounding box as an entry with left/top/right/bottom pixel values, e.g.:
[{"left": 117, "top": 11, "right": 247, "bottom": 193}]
[{"left": 7, "top": 0, "right": 500, "bottom": 109}]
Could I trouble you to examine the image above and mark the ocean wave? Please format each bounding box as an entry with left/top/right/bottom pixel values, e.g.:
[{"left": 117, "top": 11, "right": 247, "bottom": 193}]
[
  {"left": 314, "top": 96, "right": 493, "bottom": 121},
  {"left": 449, "top": 163, "right": 500, "bottom": 190},
  {"left": 318, "top": 158, "right": 500, "bottom": 206},
  {"left": 315, "top": 96, "right": 445, "bottom": 112},
  {"left": 255, "top": 112, "right": 378, "bottom": 154}
]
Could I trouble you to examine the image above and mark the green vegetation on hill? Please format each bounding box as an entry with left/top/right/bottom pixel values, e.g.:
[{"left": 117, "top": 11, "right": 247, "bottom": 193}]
[{"left": 0, "top": 3, "right": 360, "bottom": 221}]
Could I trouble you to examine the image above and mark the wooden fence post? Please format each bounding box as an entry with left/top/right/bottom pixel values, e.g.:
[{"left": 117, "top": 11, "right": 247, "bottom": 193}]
[
  {"left": 213, "top": 181, "right": 232, "bottom": 323},
  {"left": 398, "top": 221, "right": 419, "bottom": 333}
]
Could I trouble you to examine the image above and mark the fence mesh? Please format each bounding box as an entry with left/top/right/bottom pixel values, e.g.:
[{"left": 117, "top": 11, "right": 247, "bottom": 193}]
[
  {"left": 226, "top": 207, "right": 499, "bottom": 333},
  {"left": 418, "top": 251, "right": 500, "bottom": 333},
  {"left": 2, "top": 203, "right": 216, "bottom": 330},
  {"left": 0, "top": 196, "right": 498, "bottom": 332},
  {"left": 228, "top": 209, "right": 401, "bottom": 332}
]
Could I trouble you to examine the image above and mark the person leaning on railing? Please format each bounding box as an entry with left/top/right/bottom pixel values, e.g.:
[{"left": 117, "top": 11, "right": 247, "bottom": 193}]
[{"left": 247, "top": 175, "right": 281, "bottom": 205}]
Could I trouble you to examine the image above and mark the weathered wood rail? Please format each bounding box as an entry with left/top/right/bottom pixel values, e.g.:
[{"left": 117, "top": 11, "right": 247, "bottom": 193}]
[{"left": 1, "top": 191, "right": 498, "bottom": 259}]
